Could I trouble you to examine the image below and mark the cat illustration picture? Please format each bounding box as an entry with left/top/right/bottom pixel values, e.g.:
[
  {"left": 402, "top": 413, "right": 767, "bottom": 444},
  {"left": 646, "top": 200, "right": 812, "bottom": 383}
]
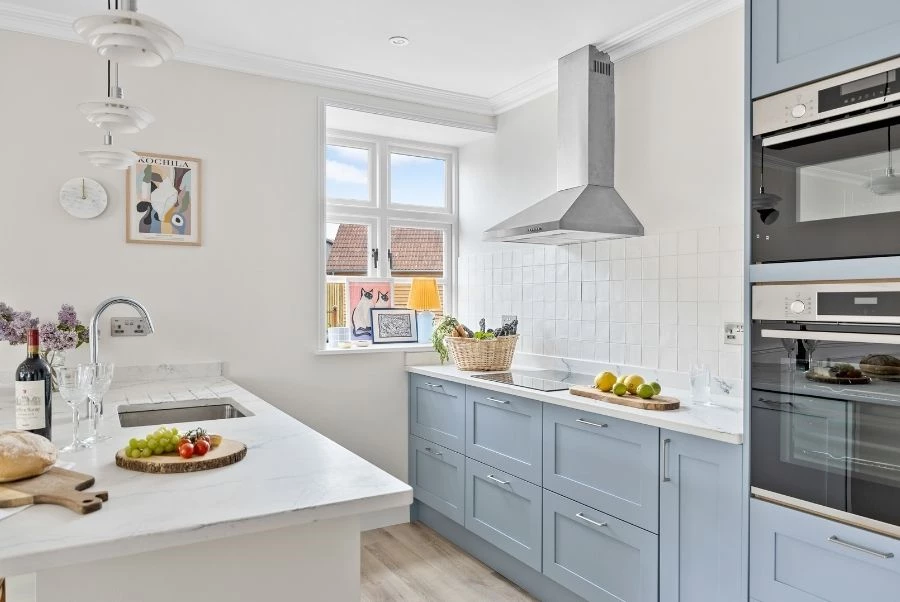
[
  {"left": 351, "top": 288, "right": 375, "bottom": 337},
  {"left": 375, "top": 291, "right": 390, "bottom": 307}
]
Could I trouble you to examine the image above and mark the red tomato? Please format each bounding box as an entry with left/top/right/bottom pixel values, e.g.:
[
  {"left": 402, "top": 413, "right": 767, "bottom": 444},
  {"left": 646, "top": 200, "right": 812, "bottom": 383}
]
[
  {"left": 179, "top": 442, "right": 194, "bottom": 459},
  {"left": 179, "top": 437, "right": 191, "bottom": 447},
  {"left": 194, "top": 439, "right": 210, "bottom": 456}
]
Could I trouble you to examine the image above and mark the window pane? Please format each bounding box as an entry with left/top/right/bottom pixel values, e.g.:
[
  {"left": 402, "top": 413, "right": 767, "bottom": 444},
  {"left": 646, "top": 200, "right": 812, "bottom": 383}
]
[
  {"left": 326, "top": 144, "right": 370, "bottom": 201},
  {"left": 326, "top": 222, "right": 369, "bottom": 276},
  {"left": 390, "top": 152, "right": 446, "bottom": 208},
  {"left": 390, "top": 226, "right": 444, "bottom": 278},
  {"left": 393, "top": 282, "right": 445, "bottom": 319}
]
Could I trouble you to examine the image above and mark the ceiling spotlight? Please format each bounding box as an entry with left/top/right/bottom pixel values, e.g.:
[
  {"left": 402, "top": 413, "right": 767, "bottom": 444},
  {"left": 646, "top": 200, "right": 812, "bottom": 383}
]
[
  {"left": 74, "top": 0, "right": 183, "bottom": 67},
  {"left": 389, "top": 36, "right": 410, "bottom": 47}
]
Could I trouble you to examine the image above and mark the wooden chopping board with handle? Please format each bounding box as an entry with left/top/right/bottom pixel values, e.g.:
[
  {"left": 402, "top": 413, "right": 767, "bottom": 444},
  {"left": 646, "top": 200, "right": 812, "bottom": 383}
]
[
  {"left": 569, "top": 385, "right": 681, "bottom": 411},
  {"left": 115, "top": 438, "right": 247, "bottom": 474},
  {"left": 0, "top": 467, "right": 108, "bottom": 514}
]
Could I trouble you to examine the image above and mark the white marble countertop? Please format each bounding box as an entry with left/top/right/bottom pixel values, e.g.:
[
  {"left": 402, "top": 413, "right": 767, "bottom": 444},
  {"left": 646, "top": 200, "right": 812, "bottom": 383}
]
[
  {"left": 407, "top": 364, "right": 743, "bottom": 444},
  {"left": 0, "top": 373, "right": 412, "bottom": 577}
]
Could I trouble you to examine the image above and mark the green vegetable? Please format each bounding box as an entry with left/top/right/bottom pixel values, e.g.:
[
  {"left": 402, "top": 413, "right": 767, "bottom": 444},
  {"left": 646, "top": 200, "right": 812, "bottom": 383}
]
[
  {"left": 432, "top": 316, "right": 461, "bottom": 364},
  {"left": 473, "top": 331, "right": 495, "bottom": 340}
]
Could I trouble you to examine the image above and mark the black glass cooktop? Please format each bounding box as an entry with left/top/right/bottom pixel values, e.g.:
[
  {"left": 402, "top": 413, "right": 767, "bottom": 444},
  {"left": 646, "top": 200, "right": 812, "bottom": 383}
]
[{"left": 472, "top": 369, "right": 594, "bottom": 392}]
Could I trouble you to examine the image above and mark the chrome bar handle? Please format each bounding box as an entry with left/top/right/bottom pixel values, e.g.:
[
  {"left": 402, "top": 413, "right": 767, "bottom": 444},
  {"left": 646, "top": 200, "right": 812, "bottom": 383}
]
[
  {"left": 576, "top": 418, "right": 608, "bottom": 428},
  {"left": 423, "top": 447, "right": 443, "bottom": 457},
  {"left": 486, "top": 396, "right": 509, "bottom": 404},
  {"left": 424, "top": 382, "right": 444, "bottom": 389},
  {"left": 486, "top": 474, "right": 510, "bottom": 485},
  {"left": 662, "top": 438, "right": 672, "bottom": 482},
  {"left": 828, "top": 536, "right": 895, "bottom": 559},
  {"left": 576, "top": 512, "right": 608, "bottom": 529}
]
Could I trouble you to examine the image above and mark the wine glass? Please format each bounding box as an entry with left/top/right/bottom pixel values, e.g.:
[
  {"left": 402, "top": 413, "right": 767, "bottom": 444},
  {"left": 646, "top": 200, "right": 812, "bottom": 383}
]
[
  {"left": 56, "top": 367, "right": 90, "bottom": 453},
  {"left": 81, "top": 362, "right": 115, "bottom": 444}
]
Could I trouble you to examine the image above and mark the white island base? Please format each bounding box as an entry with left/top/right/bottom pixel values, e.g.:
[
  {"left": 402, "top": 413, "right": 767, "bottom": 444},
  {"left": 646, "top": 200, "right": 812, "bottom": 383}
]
[{"left": 36, "top": 517, "right": 361, "bottom": 602}]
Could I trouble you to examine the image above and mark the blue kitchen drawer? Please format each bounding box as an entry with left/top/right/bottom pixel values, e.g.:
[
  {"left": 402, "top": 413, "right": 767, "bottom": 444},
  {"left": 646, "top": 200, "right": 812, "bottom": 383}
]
[
  {"left": 409, "top": 435, "right": 465, "bottom": 525},
  {"left": 543, "top": 403, "right": 659, "bottom": 532},
  {"left": 464, "top": 457, "right": 542, "bottom": 571},
  {"left": 750, "top": 498, "right": 900, "bottom": 601},
  {"left": 466, "top": 386, "right": 542, "bottom": 484},
  {"left": 409, "top": 374, "right": 465, "bottom": 453},
  {"left": 543, "top": 489, "right": 658, "bottom": 602}
]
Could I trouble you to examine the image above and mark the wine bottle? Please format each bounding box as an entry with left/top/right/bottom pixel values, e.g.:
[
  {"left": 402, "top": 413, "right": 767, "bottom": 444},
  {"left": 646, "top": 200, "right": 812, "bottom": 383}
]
[{"left": 15, "top": 328, "right": 52, "bottom": 440}]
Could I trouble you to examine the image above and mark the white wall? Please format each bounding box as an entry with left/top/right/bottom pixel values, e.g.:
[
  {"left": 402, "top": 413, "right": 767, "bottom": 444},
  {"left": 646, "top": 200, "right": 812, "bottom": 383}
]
[
  {"left": 0, "top": 31, "right": 478, "bottom": 522},
  {"left": 457, "top": 11, "right": 745, "bottom": 379}
]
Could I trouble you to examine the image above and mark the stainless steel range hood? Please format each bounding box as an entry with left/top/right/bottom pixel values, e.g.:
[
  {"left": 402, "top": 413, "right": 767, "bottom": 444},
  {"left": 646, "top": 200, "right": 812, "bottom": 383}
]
[{"left": 484, "top": 46, "right": 643, "bottom": 245}]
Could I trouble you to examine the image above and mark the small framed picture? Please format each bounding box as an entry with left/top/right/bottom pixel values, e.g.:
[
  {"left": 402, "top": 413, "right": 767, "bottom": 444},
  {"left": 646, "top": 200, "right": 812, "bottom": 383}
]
[
  {"left": 345, "top": 278, "right": 394, "bottom": 341},
  {"left": 126, "top": 152, "right": 201, "bottom": 246},
  {"left": 370, "top": 308, "right": 418, "bottom": 344}
]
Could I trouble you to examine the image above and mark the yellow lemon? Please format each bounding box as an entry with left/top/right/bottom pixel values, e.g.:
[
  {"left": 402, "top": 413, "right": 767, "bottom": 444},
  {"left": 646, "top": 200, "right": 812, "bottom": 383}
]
[
  {"left": 594, "top": 371, "right": 617, "bottom": 392},
  {"left": 612, "top": 382, "right": 628, "bottom": 396},
  {"left": 623, "top": 375, "right": 645, "bottom": 395},
  {"left": 617, "top": 374, "right": 628, "bottom": 384}
]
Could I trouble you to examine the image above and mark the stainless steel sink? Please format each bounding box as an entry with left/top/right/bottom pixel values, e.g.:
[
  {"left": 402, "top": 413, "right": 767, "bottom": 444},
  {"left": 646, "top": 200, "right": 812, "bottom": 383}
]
[{"left": 117, "top": 398, "right": 254, "bottom": 428}]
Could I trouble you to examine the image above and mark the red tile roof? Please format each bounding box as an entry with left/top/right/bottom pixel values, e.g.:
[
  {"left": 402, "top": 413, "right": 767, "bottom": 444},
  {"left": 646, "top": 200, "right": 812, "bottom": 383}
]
[{"left": 326, "top": 224, "right": 443, "bottom": 275}]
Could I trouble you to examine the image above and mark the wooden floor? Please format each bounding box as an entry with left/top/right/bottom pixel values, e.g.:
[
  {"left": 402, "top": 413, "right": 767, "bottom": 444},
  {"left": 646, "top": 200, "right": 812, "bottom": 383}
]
[{"left": 361, "top": 521, "right": 537, "bottom": 601}]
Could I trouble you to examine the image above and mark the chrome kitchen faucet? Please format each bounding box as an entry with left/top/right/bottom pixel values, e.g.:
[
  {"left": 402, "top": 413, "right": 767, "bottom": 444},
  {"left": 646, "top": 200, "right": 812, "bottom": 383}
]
[{"left": 89, "top": 296, "right": 156, "bottom": 364}]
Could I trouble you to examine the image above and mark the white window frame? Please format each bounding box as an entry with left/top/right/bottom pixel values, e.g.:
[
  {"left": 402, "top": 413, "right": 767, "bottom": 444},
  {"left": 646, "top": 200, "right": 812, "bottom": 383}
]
[{"left": 317, "top": 114, "right": 459, "bottom": 350}]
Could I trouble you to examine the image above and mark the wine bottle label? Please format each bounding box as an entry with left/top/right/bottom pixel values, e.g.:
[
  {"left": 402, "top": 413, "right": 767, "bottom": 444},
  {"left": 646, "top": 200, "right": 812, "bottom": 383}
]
[{"left": 15, "top": 381, "right": 46, "bottom": 430}]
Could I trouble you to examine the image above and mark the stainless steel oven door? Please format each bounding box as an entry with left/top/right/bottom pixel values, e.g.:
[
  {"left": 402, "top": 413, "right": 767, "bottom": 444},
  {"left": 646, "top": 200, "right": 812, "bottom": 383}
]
[{"left": 751, "top": 109, "right": 900, "bottom": 264}]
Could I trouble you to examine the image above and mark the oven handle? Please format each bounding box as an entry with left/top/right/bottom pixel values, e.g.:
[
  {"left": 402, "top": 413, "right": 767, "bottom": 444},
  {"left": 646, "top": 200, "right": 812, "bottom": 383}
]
[
  {"left": 762, "top": 104, "right": 900, "bottom": 147},
  {"left": 761, "top": 329, "right": 900, "bottom": 345}
]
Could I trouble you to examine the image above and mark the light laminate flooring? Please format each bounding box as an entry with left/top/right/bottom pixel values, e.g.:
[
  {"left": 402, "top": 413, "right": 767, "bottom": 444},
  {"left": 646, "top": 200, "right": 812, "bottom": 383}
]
[{"left": 361, "top": 521, "right": 537, "bottom": 601}]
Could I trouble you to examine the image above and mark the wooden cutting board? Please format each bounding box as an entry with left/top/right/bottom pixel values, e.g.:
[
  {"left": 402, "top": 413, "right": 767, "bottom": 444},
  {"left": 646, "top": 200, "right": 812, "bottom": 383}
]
[
  {"left": 0, "top": 467, "right": 108, "bottom": 514},
  {"left": 115, "top": 438, "right": 247, "bottom": 474},
  {"left": 569, "top": 385, "right": 681, "bottom": 411}
]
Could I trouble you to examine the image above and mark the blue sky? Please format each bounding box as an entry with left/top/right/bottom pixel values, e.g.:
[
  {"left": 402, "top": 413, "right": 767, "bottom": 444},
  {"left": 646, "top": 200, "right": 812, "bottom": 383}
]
[{"left": 326, "top": 144, "right": 445, "bottom": 207}]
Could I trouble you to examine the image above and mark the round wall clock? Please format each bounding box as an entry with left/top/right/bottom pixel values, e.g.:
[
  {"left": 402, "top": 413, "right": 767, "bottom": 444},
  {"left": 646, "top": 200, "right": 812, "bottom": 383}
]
[{"left": 59, "top": 177, "right": 108, "bottom": 219}]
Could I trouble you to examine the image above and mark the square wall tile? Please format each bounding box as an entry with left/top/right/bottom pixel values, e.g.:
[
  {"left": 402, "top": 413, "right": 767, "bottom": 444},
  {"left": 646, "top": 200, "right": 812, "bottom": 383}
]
[
  {"left": 626, "top": 258, "right": 642, "bottom": 277},
  {"left": 582, "top": 242, "right": 596, "bottom": 261},
  {"left": 698, "top": 253, "right": 719, "bottom": 278},
  {"left": 642, "top": 346, "right": 659, "bottom": 368},
  {"left": 642, "top": 301, "right": 660, "bottom": 323},
  {"left": 642, "top": 323, "right": 659, "bottom": 347},
  {"left": 698, "top": 302, "right": 722, "bottom": 326},
  {"left": 627, "top": 345, "right": 643, "bottom": 365},
  {"left": 660, "top": 279, "right": 678, "bottom": 302},
  {"left": 595, "top": 240, "right": 610, "bottom": 261},
  {"left": 660, "top": 324, "right": 678, "bottom": 347},
  {"left": 719, "top": 225, "right": 743, "bottom": 252},
  {"left": 596, "top": 301, "right": 610, "bottom": 321},
  {"left": 660, "top": 347, "right": 678, "bottom": 370},
  {"left": 610, "top": 343, "right": 626, "bottom": 363},
  {"left": 626, "top": 280, "right": 642, "bottom": 302},
  {"left": 642, "top": 257, "right": 660, "bottom": 280},
  {"left": 678, "top": 301, "right": 698, "bottom": 325},
  {"left": 596, "top": 321, "right": 610, "bottom": 342},
  {"left": 677, "top": 325, "right": 698, "bottom": 350},
  {"left": 581, "top": 261, "right": 596, "bottom": 282},
  {"left": 660, "top": 232, "right": 678, "bottom": 256},
  {"left": 596, "top": 281, "right": 611, "bottom": 302},
  {"left": 610, "top": 239, "right": 625, "bottom": 260},
  {"left": 678, "top": 230, "right": 698, "bottom": 255},
  {"left": 678, "top": 278, "right": 699, "bottom": 302},
  {"left": 569, "top": 262, "right": 582, "bottom": 282},
  {"left": 582, "top": 282, "right": 597, "bottom": 303},
  {"left": 626, "top": 323, "right": 642, "bottom": 345},
  {"left": 677, "top": 254, "right": 698, "bottom": 278},
  {"left": 611, "top": 302, "right": 626, "bottom": 323},
  {"left": 626, "top": 301, "right": 642, "bottom": 323},
  {"left": 610, "top": 322, "right": 626, "bottom": 344},
  {"left": 660, "top": 255, "right": 677, "bottom": 278},
  {"left": 611, "top": 260, "right": 626, "bottom": 281},
  {"left": 642, "top": 280, "right": 660, "bottom": 302},
  {"left": 698, "top": 278, "right": 719, "bottom": 302},
  {"left": 698, "top": 227, "right": 720, "bottom": 253},
  {"left": 642, "top": 235, "right": 660, "bottom": 257},
  {"left": 626, "top": 238, "right": 642, "bottom": 259},
  {"left": 595, "top": 260, "right": 610, "bottom": 281},
  {"left": 566, "top": 244, "right": 582, "bottom": 262},
  {"left": 660, "top": 302, "right": 678, "bottom": 325},
  {"left": 595, "top": 342, "right": 610, "bottom": 361}
]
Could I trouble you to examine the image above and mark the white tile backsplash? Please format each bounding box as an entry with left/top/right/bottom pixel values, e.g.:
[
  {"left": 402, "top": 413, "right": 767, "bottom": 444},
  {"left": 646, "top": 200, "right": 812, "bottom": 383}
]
[{"left": 457, "top": 225, "right": 744, "bottom": 379}]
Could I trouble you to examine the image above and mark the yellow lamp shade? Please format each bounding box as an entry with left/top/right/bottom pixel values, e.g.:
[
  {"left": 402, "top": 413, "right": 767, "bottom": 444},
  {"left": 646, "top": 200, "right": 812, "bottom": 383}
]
[{"left": 407, "top": 278, "right": 442, "bottom": 311}]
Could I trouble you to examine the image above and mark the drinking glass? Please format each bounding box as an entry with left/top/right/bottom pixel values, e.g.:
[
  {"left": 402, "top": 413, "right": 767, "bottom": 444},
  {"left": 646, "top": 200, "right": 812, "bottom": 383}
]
[
  {"left": 690, "top": 363, "right": 713, "bottom": 405},
  {"left": 56, "top": 366, "right": 90, "bottom": 453},
  {"left": 81, "top": 362, "right": 115, "bottom": 444}
]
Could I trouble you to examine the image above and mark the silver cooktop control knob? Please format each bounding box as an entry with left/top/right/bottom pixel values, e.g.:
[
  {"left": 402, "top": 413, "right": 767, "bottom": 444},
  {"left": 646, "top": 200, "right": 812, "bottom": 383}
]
[
  {"left": 791, "top": 104, "right": 807, "bottom": 118},
  {"left": 789, "top": 300, "right": 806, "bottom": 314}
]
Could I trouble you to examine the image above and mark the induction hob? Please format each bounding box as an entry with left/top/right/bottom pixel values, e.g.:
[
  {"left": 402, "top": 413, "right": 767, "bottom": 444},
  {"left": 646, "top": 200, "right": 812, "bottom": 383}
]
[{"left": 472, "top": 369, "right": 594, "bottom": 392}]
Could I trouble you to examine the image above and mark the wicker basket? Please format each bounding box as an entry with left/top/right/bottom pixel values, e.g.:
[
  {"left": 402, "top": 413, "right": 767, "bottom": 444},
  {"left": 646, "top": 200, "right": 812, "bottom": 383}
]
[{"left": 445, "top": 335, "right": 519, "bottom": 371}]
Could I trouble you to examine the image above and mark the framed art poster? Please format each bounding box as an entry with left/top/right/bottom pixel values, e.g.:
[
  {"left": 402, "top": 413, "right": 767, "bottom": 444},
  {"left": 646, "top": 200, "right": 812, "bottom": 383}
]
[
  {"left": 371, "top": 308, "right": 418, "bottom": 344},
  {"left": 346, "top": 278, "right": 393, "bottom": 340},
  {"left": 126, "top": 152, "right": 201, "bottom": 246}
]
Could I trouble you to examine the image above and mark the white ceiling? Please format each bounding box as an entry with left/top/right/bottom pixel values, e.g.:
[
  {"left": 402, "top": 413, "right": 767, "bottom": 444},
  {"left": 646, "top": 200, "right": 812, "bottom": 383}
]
[
  {"left": 12, "top": 0, "right": 716, "bottom": 101},
  {"left": 326, "top": 107, "right": 493, "bottom": 147}
]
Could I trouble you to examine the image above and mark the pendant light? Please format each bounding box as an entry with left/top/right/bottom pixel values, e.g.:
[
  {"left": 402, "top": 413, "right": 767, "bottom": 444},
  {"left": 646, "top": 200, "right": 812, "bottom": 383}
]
[
  {"left": 752, "top": 145, "right": 782, "bottom": 224},
  {"left": 78, "top": 62, "right": 154, "bottom": 134},
  {"left": 80, "top": 61, "right": 139, "bottom": 170},
  {"left": 868, "top": 126, "right": 900, "bottom": 196},
  {"left": 80, "top": 132, "right": 139, "bottom": 170},
  {"left": 74, "top": 0, "right": 182, "bottom": 68}
]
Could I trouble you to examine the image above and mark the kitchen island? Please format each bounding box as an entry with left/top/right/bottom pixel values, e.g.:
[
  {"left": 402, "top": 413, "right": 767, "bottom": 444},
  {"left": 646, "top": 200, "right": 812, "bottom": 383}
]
[{"left": 0, "top": 365, "right": 412, "bottom": 602}]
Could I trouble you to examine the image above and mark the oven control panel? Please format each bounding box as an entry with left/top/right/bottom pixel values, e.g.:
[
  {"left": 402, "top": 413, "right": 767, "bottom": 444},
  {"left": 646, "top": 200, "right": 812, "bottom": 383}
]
[
  {"left": 753, "top": 282, "right": 900, "bottom": 323},
  {"left": 786, "top": 297, "right": 813, "bottom": 318}
]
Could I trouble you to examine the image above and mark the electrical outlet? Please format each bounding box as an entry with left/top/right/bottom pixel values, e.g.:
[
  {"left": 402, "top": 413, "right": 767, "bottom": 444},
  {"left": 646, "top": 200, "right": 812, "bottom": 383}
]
[
  {"left": 502, "top": 314, "right": 518, "bottom": 325},
  {"left": 111, "top": 317, "right": 150, "bottom": 337},
  {"left": 724, "top": 322, "right": 744, "bottom": 346}
]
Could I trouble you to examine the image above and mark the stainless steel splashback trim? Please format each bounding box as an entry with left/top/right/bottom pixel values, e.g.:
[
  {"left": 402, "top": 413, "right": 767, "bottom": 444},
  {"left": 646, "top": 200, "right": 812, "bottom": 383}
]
[{"left": 752, "top": 487, "right": 900, "bottom": 540}]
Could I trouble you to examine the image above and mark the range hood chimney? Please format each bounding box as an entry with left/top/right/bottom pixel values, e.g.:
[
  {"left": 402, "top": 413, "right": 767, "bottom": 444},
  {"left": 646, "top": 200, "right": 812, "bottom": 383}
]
[{"left": 483, "top": 46, "right": 643, "bottom": 245}]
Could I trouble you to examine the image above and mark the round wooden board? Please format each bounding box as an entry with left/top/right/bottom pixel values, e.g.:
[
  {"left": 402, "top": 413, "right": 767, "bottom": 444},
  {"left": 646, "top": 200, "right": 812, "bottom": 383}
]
[
  {"left": 805, "top": 371, "right": 871, "bottom": 385},
  {"left": 115, "top": 439, "right": 247, "bottom": 474}
]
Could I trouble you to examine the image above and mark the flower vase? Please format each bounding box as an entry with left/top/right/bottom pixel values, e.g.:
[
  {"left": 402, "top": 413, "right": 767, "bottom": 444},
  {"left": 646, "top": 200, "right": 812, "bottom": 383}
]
[{"left": 41, "top": 350, "right": 66, "bottom": 393}]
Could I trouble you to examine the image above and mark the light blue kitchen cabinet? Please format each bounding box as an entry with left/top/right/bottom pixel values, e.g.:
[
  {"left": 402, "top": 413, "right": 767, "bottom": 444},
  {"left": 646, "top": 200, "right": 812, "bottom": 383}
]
[
  {"left": 408, "top": 435, "right": 465, "bottom": 525},
  {"left": 543, "top": 489, "right": 658, "bottom": 602},
  {"left": 465, "top": 387, "right": 542, "bottom": 484},
  {"left": 543, "top": 403, "right": 660, "bottom": 532},
  {"left": 409, "top": 374, "right": 465, "bottom": 453},
  {"left": 751, "top": 0, "right": 900, "bottom": 98},
  {"left": 464, "top": 458, "right": 543, "bottom": 571},
  {"left": 750, "top": 498, "right": 900, "bottom": 601},
  {"left": 659, "top": 430, "right": 744, "bottom": 602}
]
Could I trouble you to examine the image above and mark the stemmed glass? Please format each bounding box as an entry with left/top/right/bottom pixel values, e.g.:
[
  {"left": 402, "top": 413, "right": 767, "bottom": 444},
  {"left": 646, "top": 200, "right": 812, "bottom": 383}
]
[
  {"left": 690, "top": 363, "right": 715, "bottom": 406},
  {"left": 56, "top": 367, "right": 90, "bottom": 453},
  {"left": 81, "top": 362, "right": 115, "bottom": 444}
]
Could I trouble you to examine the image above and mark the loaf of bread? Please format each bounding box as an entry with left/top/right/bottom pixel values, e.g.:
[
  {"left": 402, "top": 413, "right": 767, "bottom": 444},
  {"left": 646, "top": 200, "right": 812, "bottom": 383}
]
[
  {"left": 860, "top": 354, "right": 900, "bottom": 375},
  {"left": 0, "top": 430, "right": 57, "bottom": 482}
]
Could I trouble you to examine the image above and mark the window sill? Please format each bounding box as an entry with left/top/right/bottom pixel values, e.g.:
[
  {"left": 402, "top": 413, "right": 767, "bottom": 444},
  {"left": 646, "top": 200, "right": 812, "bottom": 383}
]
[{"left": 314, "top": 342, "right": 434, "bottom": 356}]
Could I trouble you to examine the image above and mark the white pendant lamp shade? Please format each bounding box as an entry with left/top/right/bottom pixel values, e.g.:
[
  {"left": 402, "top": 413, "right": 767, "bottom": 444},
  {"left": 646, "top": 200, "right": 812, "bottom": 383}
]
[
  {"left": 78, "top": 97, "right": 154, "bottom": 134},
  {"left": 80, "top": 134, "right": 138, "bottom": 170},
  {"left": 74, "top": 10, "right": 183, "bottom": 67}
]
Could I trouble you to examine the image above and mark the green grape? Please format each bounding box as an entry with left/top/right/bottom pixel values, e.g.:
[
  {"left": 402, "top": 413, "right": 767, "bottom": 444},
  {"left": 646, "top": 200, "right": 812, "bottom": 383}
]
[
  {"left": 130, "top": 449, "right": 142, "bottom": 459},
  {"left": 150, "top": 446, "right": 161, "bottom": 455},
  {"left": 170, "top": 428, "right": 179, "bottom": 437},
  {"left": 136, "top": 439, "right": 148, "bottom": 450},
  {"left": 129, "top": 438, "right": 139, "bottom": 450},
  {"left": 141, "top": 448, "right": 152, "bottom": 458},
  {"left": 165, "top": 443, "right": 176, "bottom": 453},
  {"left": 158, "top": 436, "right": 170, "bottom": 447}
]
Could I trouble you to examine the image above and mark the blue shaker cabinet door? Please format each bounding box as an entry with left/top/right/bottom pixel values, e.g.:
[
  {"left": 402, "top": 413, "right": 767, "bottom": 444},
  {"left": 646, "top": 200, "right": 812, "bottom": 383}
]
[
  {"left": 409, "top": 374, "right": 465, "bottom": 453},
  {"left": 409, "top": 435, "right": 465, "bottom": 525}
]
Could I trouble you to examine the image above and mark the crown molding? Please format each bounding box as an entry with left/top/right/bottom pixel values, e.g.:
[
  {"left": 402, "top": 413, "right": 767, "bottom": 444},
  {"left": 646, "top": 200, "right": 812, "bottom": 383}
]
[
  {"left": 1, "top": 0, "right": 742, "bottom": 119},
  {"left": 488, "top": 0, "right": 743, "bottom": 114}
]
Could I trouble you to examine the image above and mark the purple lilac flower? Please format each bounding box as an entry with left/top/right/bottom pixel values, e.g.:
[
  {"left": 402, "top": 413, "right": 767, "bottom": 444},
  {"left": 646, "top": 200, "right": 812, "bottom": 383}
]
[
  {"left": 6, "top": 311, "right": 39, "bottom": 345},
  {"left": 58, "top": 304, "right": 78, "bottom": 328}
]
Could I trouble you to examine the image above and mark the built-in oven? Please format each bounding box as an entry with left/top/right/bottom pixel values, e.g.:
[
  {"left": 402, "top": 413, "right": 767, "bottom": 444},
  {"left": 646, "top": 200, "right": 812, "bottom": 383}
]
[
  {"left": 751, "top": 281, "right": 900, "bottom": 537},
  {"left": 752, "top": 55, "right": 900, "bottom": 264}
]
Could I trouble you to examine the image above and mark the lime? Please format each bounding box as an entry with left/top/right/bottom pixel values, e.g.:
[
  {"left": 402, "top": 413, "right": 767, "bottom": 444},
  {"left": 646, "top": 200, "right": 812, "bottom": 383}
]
[
  {"left": 612, "top": 382, "right": 627, "bottom": 396},
  {"left": 650, "top": 382, "right": 662, "bottom": 395},
  {"left": 636, "top": 383, "right": 655, "bottom": 399}
]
